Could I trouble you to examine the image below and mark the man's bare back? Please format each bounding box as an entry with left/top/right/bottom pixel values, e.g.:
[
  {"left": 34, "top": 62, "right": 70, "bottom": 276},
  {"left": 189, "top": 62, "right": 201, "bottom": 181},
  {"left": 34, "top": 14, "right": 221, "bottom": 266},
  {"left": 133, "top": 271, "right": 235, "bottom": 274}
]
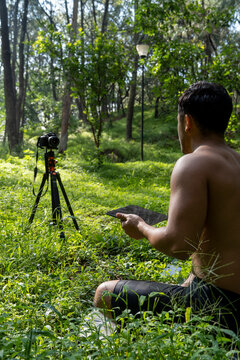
[{"left": 189, "top": 143, "right": 240, "bottom": 293}]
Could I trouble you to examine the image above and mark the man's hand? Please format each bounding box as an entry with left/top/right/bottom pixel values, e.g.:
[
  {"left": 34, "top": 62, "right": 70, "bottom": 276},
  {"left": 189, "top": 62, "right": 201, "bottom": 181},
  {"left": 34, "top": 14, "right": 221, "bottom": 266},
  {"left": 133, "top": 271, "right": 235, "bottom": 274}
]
[{"left": 116, "top": 213, "right": 146, "bottom": 240}]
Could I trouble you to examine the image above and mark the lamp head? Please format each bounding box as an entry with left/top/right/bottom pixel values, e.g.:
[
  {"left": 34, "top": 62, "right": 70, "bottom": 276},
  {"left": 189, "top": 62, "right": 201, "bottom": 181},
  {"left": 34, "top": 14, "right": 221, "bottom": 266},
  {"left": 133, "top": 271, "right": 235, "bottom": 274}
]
[{"left": 136, "top": 44, "right": 149, "bottom": 58}]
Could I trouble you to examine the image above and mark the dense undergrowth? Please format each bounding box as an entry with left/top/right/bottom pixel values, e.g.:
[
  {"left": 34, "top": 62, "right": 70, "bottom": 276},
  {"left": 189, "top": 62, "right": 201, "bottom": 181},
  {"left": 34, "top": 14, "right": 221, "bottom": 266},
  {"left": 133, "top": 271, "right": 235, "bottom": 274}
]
[{"left": 0, "top": 108, "right": 240, "bottom": 359}]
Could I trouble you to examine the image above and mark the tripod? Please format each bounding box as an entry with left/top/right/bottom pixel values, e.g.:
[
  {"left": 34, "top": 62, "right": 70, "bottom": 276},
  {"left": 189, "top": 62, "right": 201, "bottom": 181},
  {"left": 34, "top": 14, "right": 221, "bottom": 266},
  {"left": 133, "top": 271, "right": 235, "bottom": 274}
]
[{"left": 29, "top": 149, "right": 79, "bottom": 239}]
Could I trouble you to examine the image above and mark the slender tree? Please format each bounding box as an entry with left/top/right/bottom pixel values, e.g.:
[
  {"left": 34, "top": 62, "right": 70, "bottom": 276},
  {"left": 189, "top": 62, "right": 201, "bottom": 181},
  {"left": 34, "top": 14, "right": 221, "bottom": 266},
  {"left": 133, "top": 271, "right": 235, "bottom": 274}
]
[
  {"left": 16, "top": 0, "right": 29, "bottom": 140},
  {"left": 0, "top": 0, "right": 29, "bottom": 151},
  {"left": 76, "top": 0, "right": 87, "bottom": 123},
  {"left": 0, "top": 0, "right": 18, "bottom": 151},
  {"left": 59, "top": 0, "right": 79, "bottom": 153},
  {"left": 126, "top": 0, "right": 140, "bottom": 141}
]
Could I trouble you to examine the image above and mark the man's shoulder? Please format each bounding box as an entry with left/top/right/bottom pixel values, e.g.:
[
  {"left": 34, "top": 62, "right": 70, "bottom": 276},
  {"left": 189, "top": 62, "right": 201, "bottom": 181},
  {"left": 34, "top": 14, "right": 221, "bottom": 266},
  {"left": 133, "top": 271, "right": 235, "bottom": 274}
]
[
  {"left": 173, "top": 144, "right": 240, "bottom": 183},
  {"left": 174, "top": 145, "right": 232, "bottom": 170},
  {"left": 174, "top": 151, "right": 209, "bottom": 176},
  {"left": 172, "top": 149, "right": 222, "bottom": 190}
]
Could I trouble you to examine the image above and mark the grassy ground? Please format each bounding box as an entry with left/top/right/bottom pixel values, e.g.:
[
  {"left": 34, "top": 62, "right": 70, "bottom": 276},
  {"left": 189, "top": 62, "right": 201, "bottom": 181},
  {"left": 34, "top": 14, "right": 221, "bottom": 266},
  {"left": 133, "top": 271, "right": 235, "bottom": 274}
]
[{"left": 0, "top": 108, "right": 240, "bottom": 359}]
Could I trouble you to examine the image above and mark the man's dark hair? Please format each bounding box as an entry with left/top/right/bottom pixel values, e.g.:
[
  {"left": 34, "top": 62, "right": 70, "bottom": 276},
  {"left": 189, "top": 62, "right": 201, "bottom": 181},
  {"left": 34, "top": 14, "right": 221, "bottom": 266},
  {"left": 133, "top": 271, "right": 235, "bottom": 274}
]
[{"left": 178, "top": 81, "right": 233, "bottom": 135}]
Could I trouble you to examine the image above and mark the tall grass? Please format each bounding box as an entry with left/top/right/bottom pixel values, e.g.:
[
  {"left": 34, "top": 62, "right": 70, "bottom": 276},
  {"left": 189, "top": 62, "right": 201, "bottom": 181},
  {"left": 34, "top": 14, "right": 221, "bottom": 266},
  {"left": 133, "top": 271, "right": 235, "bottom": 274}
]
[{"left": 0, "top": 109, "right": 239, "bottom": 359}]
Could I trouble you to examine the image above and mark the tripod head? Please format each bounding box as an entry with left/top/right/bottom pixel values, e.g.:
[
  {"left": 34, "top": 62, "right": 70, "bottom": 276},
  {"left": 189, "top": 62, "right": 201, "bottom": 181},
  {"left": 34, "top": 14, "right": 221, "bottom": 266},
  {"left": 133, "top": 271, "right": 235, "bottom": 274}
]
[
  {"left": 44, "top": 149, "right": 57, "bottom": 177},
  {"left": 33, "top": 140, "right": 59, "bottom": 199},
  {"left": 33, "top": 132, "right": 59, "bottom": 195}
]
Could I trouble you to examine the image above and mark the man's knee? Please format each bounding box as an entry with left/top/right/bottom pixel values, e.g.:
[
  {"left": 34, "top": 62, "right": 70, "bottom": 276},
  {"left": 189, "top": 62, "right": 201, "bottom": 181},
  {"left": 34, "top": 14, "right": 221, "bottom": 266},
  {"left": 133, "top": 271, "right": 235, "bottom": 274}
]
[{"left": 94, "top": 280, "right": 119, "bottom": 310}]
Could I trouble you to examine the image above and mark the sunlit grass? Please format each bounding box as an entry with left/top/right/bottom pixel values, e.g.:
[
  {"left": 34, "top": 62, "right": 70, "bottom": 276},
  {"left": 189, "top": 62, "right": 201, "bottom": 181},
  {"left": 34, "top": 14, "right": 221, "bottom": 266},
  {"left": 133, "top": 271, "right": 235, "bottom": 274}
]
[{"left": 0, "top": 108, "right": 239, "bottom": 358}]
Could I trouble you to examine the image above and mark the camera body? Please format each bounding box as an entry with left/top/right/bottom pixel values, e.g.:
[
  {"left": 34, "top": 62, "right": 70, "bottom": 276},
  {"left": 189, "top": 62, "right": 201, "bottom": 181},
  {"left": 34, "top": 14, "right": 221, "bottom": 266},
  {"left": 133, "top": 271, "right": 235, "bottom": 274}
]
[{"left": 37, "top": 132, "right": 59, "bottom": 149}]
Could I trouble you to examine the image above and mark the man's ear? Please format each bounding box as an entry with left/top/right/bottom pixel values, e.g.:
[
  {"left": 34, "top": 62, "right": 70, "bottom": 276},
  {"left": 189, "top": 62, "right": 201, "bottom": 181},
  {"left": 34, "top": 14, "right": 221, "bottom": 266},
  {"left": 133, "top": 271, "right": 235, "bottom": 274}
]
[{"left": 184, "top": 114, "right": 193, "bottom": 133}]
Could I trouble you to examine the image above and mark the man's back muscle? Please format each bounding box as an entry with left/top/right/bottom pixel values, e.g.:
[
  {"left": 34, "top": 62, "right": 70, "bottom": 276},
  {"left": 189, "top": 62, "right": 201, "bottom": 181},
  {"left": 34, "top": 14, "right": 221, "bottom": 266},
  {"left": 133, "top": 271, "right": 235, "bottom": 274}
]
[{"left": 190, "top": 144, "right": 240, "bottom": 293}]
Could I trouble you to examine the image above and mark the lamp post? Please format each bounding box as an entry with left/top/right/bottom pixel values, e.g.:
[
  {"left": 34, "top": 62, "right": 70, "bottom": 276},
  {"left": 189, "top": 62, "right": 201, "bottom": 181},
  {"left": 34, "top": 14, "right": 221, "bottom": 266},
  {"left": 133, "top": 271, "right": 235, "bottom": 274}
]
[{"left": 136, "top": 44, "right": 149, "bottom": 161}]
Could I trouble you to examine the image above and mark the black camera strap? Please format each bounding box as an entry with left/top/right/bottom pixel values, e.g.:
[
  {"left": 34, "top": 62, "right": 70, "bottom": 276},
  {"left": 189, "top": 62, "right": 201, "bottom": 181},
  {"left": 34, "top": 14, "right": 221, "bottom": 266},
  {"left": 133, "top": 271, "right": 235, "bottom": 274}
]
[
  {"left": 33, "top": 148, "right": 39, "bottom": 187},
  {"left": 32, "top": 148, "right": 49, "bottom": 197}
]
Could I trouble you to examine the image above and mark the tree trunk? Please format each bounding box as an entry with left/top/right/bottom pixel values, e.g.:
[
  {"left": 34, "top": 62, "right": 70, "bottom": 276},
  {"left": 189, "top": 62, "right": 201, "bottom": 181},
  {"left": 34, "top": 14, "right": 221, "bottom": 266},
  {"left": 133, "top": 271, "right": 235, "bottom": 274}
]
[
  {"left": 101, "top": 0, "right": 109, "bottom": 33},
  {"left": 16, "top": 0, "right": 29, "bottom": 143},
  {"left": 117, "top": 87, "right": 127, "bottom": 116},
  {"left": 12, "top": 0, "right": 20, "bottom": 97},
  {"left": 0, "top": 0, "right": 18, "bottom": 152},
  {"left": 60, "top": 91, "right": 72, "bottom": 151},
  {"left": 201, "top": 0, "right": 216, "bottom": 68},
  {"left": 101, "top": 0, "right": 110, "bottom": 119},
  {"left": 126, "top": 0, "right": 139, "bottom": 141},
  {"left": 90, "top": 0, "right": 97, "bottom": 45},
  {"left": 19, "top": 37, "right": 30, "bottom": 144},
  {"left": 126, "top": 55, "right": 138, "bottom": 140},
  {"left": 78, "top": 0, "right": 87, "bottom": 122},
  {"left": 59, "top": 0, "right": 79, "bottom": 153},
  {"left": 49, "top": 5, "right": 58, "bottom": 101},
  {"left": 154, "top": 96, "right": 160, "bottom": 118},
  {"left": 64, "top": 0, "right": 70, "bottom": 24},
  {"left": 92, "top": 0, "right": 96, "bottom": 24},
  {"left": 72, "top": 0, "right": 78, "bottom": 31},
  {"left": 76, "top": 97, "right": 87, "bottom": 123}
]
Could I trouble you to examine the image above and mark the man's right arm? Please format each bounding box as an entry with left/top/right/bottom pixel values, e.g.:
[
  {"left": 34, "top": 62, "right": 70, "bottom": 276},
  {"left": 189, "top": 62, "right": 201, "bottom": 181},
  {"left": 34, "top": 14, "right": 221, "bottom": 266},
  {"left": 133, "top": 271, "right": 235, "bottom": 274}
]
[
  {"left": 118, "top": 154, "right": 208, "bottom": 260},
  {"left": 141, "top": 154, "right": 208, "bottom": 259}
]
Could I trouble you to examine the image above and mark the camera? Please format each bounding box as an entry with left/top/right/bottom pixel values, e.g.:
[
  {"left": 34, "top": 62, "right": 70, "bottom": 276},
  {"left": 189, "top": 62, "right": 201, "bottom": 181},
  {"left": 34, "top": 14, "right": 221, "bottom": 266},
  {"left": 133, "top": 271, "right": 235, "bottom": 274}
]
[{"left": 37, "top": 132, "right": 59, "bottom": 149}]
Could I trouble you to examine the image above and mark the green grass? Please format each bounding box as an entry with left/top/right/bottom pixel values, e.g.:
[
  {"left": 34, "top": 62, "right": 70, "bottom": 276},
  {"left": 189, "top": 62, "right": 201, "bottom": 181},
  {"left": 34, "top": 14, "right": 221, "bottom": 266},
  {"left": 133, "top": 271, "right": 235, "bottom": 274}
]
[{"left": 0, "top": 109, "right": 240, "bottom": 359}]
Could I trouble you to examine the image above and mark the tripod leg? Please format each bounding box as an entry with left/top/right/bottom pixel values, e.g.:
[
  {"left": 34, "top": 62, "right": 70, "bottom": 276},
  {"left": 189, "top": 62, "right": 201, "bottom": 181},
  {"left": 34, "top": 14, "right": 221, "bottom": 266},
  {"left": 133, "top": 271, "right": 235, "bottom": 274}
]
[
  {"left": 50, "top": 172, "right": 63, "bottom": 229},
  {"left": 29, "top": 173, "right": 48, "bottom": 225},
  {"left": 56, "top": 172, "right": 79, "bottom": 231}
]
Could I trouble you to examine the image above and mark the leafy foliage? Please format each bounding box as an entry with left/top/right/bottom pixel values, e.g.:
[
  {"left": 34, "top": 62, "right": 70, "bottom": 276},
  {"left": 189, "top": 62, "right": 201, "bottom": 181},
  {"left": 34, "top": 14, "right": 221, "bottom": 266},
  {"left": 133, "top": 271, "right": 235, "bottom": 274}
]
[
  {"left": 138, "top": 0, "right": 240, "bottom": 117},
  {"left": 33, "top": 23, "right": 127, "bottom": 152}
]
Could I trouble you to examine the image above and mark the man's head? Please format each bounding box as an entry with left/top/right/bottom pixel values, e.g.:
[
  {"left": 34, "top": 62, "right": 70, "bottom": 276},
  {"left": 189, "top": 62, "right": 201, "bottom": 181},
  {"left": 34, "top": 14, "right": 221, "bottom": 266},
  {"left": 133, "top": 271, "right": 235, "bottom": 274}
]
[{"left": 178, "top": 82, "right": 233, "bottom": 136}]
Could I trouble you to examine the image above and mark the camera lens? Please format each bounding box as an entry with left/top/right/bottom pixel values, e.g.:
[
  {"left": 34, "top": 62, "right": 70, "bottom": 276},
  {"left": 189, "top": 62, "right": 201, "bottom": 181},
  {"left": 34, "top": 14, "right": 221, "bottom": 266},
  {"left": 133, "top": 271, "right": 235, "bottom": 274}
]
[{"left": 48, "top": 136, "right": 59, "bottom": 148}]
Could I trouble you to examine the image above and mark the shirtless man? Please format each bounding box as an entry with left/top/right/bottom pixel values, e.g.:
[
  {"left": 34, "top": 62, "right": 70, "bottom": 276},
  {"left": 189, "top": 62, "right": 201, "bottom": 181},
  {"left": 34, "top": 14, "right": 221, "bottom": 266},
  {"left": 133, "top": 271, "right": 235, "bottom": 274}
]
[{"left": 94, "top": 82, "right": 240, "bottom": 333}]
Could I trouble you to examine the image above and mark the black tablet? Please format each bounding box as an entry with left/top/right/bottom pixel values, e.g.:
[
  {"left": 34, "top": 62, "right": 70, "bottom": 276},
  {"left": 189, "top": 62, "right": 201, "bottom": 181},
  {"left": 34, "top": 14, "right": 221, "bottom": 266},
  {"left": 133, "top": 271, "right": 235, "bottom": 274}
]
[{"left": 106, "top": 205, "right": 168, "bottom": 225}]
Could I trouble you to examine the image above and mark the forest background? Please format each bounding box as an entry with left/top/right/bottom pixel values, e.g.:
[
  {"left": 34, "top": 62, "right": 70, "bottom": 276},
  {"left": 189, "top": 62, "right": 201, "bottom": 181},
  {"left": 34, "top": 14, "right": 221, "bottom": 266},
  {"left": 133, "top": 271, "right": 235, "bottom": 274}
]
[
  {"left": 0, "top": 0, "right": 240, "bottom": 155},
  {"left": 0, "top": 0, "right": 240, "bottom": 359}
]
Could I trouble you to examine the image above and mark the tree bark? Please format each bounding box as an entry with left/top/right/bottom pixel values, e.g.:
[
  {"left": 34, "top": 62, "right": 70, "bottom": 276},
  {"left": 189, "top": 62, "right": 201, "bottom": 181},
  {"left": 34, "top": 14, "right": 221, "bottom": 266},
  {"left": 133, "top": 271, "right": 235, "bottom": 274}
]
[
  {"left": 201, "top": 0, "right": 216, "bottom": 68},
  {"left": 12, "top": 0, "right": 20, "bottom": 97},
  {"left": 126, "top": 55, "right": 138, "bottom": 140},
  {"left": 16, "top": 0, "right": 29, "bottom": 143},
  {"left": 117, "top": 87, "right": 128, "bottom": 116},
  {"left": 77, "top": 0, "right": 87, "bottom": 123},
  {"left": 64, "top": 0, "right": 70, "bottom": 24},
  {"left": 100, "top": 0, "right": 110, "bottom": 119},
  {"left": 0, "top": 0, "right": 18, "bottom": 152},
  {"left": 92, "top": 0, "right": 96, "bottom": 25},
  {"left": 101, "top": 0, "right": 109, "bottom": 33},
  {"left": 60, "top": 91, "right": 72, "bottom": 149},
  {"left": 76, "top": 97, "right": 87, "bottom": 123},
  {"left": 154, "top": 96, "right": 160, "bottom": 118},
  {"left": 90, "top": 0, "right": 97, "bottom": 45},
  {"left": 126, "top": 0, "right": 139, "bottom": 141},
  {"left": 49, "top": 5, "right": 58, "bottom": 101},
  {"left": 19, "top": 35, "right": 30, "bottom": 144},
  {"left": 59, "top": 0, "right": 79, "bottom": 153}
]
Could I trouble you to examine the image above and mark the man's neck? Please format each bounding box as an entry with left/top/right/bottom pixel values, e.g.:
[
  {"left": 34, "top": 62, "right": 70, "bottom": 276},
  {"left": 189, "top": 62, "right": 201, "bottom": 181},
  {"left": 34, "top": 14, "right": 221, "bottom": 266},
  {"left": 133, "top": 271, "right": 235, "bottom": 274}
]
[{"left": 192, "top": 134, "right": 226, "bottom": 152}]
